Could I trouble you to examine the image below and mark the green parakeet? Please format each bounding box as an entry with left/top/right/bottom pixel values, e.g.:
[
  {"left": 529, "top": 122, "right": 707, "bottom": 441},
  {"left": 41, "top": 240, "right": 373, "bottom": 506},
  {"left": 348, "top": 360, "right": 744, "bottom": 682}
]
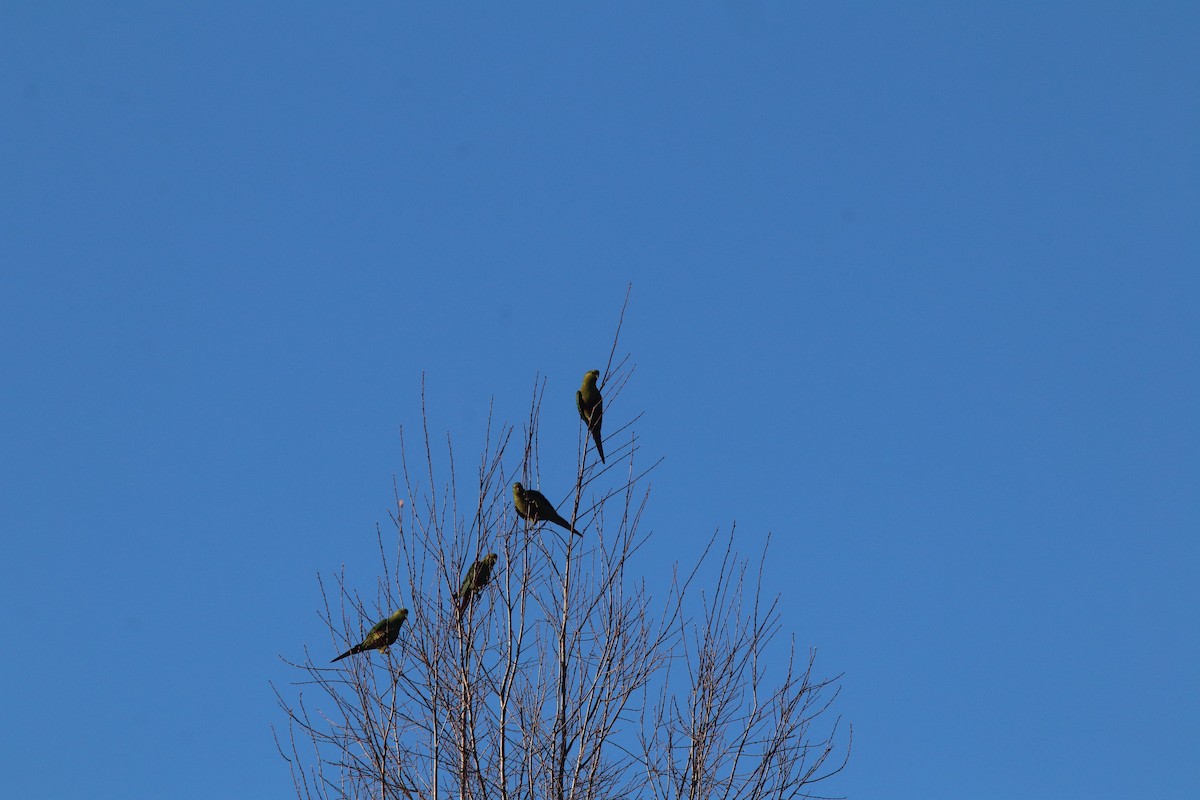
[
  {"left": 513, "top": 482, "right": 581, "bottom": 536},
  {"left": 455, "top": 553, "right": 499, "bottom": 614},
  {"left": 332, "top": 608, "right": 408, "bottom": 662},
  {"left": 576, "top": 369, "right": 605, "bottom": 463}
]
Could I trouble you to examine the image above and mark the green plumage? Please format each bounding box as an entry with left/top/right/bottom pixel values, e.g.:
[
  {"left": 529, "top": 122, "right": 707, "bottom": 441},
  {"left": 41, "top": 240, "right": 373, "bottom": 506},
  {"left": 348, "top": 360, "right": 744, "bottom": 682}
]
[
  {"left": 576, "top": 369, "right": 605, "bottom": 463},
  {"left": 332, "top": 608, "right": 408, "bottom": 662},
  {"left": 455, "top": 553, "right": 499, "bottom": 614},
  {"left": 513, "top": 482, "right": 581, "bottom": 536}
]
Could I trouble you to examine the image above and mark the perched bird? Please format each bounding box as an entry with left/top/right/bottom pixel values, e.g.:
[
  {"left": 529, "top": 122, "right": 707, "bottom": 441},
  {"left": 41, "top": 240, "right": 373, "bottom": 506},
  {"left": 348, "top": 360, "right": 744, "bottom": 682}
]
[
  {"left": 455, "top": 553, "right": 499, "bottom": 614},
  {"left": 513, "top": 482, "right": 581, "bottom": 536},
  {"left": 576, "top": 369, "right": 605, "bottom": 463},
  {"left": 331, "top": 608, "right": 408, "bottom": 663}
]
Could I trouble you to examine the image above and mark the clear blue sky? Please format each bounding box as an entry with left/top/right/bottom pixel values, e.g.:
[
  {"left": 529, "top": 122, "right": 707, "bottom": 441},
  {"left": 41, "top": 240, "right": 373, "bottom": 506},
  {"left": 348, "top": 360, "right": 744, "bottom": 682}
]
[{"left": 3, "top": 4, "right": 1197, "bottom": 798}]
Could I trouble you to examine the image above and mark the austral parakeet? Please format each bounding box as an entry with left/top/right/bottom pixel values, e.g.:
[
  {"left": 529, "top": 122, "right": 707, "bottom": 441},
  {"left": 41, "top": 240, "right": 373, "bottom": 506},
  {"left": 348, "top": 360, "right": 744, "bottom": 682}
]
[
  {"left": 513, "top": 482, "right": 581, "bottom": 536},
  {"left": 576, "top": 369, "right": 605, "bottom": 463},
  {"left": 332, "top": 608, "right": 408, "bottom": 662},
  {"left": 455, "top": 553, "right": 498, "bottom": 614}
]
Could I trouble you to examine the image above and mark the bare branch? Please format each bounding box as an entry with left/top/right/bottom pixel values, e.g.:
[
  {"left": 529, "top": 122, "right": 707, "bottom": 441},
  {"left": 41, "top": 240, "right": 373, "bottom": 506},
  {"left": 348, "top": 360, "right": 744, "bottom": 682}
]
[{"left": 275, "top": 294, "right": 848, "bottom": 800}]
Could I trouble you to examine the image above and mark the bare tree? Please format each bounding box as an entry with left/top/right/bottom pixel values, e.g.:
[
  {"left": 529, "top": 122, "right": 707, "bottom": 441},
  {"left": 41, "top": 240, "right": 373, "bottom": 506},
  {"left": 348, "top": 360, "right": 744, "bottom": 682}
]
[{"left": 274, "top": 296, "right": 850, "bottom": 800}]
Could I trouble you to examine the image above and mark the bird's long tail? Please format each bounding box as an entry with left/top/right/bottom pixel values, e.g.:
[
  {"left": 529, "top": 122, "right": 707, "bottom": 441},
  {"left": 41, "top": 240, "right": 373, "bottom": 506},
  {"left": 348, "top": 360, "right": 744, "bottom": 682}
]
[
  {"left": 555, "top": 514, "right": 582, "bottom": 537},
  {"left": 331, "top": 645, "right": 359, "bottom": 663}
]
